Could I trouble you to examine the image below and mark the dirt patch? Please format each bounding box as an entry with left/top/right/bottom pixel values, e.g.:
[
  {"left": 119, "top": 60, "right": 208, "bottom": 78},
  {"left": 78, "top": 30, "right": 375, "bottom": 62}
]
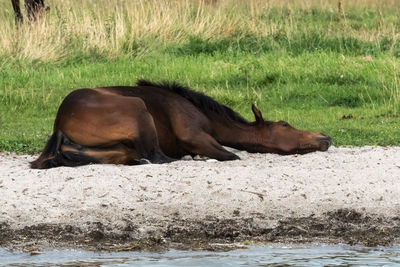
[
  {"left": 1, "top": 209, "right": 400, "bottom": 251},
  {"left": 1, "top": 146, "right": 400, "bottom": 251}
]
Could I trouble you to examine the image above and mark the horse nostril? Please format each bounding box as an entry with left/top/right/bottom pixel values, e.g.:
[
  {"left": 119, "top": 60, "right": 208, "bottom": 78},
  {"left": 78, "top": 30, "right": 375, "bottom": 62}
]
[{"left": 316, "top": 136, "right": 332, "bottom": 151}]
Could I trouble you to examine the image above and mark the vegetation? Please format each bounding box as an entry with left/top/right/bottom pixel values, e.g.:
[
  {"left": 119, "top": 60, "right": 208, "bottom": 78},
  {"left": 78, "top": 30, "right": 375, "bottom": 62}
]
[{"left": 0, "top": 0, "right": 399, "bottom": 153}]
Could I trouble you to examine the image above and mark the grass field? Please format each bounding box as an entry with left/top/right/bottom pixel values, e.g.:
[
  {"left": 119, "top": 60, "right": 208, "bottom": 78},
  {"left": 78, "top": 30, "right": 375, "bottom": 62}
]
[{"left": 0, "top": 0, "right": 399, "bottom": 153}]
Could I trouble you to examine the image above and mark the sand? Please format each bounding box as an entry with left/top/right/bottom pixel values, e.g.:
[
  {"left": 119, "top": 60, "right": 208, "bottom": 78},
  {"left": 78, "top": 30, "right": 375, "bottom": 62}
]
[{"left": 1, "top": 146, "right": 400, "bottom": 251}]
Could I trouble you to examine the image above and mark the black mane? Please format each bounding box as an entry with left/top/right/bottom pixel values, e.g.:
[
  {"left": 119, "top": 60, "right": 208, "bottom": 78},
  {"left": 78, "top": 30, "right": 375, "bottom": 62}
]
[{"left": 137, "top": 80, "right": 249, "bottom": 124}]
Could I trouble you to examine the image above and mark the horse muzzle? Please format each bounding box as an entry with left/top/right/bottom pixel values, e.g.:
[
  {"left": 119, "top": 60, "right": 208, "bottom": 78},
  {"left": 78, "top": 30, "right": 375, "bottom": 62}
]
[{"left": 316, "top": 135, "right": 332, "bottom": 151}]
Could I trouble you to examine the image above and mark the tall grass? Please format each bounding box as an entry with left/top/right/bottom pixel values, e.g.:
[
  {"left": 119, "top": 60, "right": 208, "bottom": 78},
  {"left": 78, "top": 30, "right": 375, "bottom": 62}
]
[{"left": 1, "top": 0, "right": 400, "bottom": 61}]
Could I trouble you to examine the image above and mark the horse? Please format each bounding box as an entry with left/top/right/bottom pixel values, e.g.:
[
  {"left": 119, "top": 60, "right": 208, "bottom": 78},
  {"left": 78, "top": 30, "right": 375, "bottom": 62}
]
[
  {"left": 11, "top": 0, "right": 47, "bottom": 25},
  {"left": 30, "top": 80, "right": 332, "bottom": 169}
]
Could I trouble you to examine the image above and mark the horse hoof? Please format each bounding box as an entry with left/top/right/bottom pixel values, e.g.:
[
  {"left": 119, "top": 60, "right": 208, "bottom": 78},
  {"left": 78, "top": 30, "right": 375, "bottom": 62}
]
[
  {"left": 139, "top": 158, "right": 151, "bottom": 164},
  {"left": 181, "top": 155, "right": 193, "bottom": 161},
  {"left": 193, "top": 155, "right": 209, "bottom": 160}
]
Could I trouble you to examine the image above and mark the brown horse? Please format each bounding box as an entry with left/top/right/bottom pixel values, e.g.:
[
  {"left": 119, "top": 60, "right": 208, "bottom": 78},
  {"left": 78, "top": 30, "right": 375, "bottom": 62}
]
[
  {"left": 31, "top": 80, "right": 332, "bottom": 169},
  {"left": 11, "top": 0, "right": 47, "bottom": 25}
]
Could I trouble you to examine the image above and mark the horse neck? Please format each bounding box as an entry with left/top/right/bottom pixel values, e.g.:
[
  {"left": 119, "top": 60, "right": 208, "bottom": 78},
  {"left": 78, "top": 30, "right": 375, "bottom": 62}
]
[{"left": 210, "top": 115, "right": 260, "bottom": 151}]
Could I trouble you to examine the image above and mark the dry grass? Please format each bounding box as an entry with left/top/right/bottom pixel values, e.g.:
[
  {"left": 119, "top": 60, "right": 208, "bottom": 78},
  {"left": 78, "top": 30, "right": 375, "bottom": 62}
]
[{"left": 0, "top": 0, "right": 399, "bottom": 61}]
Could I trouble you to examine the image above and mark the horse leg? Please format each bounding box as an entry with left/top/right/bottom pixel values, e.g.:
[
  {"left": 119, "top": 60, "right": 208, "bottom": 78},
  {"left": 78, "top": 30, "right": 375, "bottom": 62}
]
[
  {"left": 30, "top": 130, "right": 101, "bottom": 169},
  {"left": 11, "top": 0, "right": 23, "bottom": 25},
  {"left": 56, "top": 91, "right": 175, "bottom": 166},
  {"left": 60, "top": 143, "right": 141, "bottom": 166},
  {"left": 60, "top": 114, "right": 174, "bottom": 165},
  {"left": 60, "top": 134, "right": 173, "bottom": 166},
  {"left": 180, "top": 132, "right": 239, "bottom": 161},
  {"left": 131, "top": 114, "right": 175, "bottom": 164},
  {"left": 25, "top": 0, "right": 45, "bottom": 21}
]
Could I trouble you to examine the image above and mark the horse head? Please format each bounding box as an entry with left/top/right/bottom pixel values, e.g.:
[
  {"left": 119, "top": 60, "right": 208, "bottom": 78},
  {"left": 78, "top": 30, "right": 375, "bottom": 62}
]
[{"left": 250, "top": 104, "right": 332, "bottom": 154}]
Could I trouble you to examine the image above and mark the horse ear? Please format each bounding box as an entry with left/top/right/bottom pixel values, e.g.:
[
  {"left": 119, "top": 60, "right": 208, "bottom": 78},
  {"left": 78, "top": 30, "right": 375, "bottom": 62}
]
[{"left": 251, "top": 104, "right": 264, "bottom": 123}]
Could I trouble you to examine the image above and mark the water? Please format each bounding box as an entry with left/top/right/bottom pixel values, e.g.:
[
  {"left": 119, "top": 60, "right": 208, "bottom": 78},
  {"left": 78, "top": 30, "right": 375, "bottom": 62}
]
[{"left": 1, "top": 244, "right": 400, "bottom": 266}]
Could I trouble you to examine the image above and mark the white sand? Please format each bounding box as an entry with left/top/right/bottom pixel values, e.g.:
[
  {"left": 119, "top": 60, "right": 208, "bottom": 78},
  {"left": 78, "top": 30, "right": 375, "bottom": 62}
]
[{"left": 1, "top": 146, "right": 399, "bottom": 235}]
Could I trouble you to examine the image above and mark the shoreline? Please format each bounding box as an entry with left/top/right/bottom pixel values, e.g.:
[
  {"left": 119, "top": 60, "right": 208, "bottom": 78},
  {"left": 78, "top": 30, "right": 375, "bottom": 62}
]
[{"left": 1, "top": 146, "right": 400, "bottom": 251}]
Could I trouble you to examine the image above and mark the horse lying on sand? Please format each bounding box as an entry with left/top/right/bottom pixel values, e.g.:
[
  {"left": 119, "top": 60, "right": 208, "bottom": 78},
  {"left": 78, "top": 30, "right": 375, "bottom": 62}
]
[{"left": 31, "top": 80, "right": 332, "bottom": 169}]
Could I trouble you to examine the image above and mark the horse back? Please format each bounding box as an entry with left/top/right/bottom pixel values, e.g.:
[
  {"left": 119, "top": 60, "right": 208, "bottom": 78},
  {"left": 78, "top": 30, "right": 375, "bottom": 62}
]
[{"left": 97, "top": 85, "right": 212, "bottom": 130}]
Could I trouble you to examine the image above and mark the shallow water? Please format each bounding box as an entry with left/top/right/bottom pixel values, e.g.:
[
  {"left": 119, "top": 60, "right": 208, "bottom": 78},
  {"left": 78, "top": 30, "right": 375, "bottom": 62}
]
[{"left": 1, "top": 244, "right": 400, "bottom": 266}]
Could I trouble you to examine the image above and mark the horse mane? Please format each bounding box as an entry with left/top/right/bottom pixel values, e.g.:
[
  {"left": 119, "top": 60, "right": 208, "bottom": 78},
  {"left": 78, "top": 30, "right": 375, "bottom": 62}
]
[{"left": 137, "top": 80, "right": 250, "bottom": 124}]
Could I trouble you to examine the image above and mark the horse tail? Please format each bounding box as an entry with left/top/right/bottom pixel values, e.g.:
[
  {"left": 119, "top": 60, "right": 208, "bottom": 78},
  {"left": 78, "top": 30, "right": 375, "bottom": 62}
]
[
  {"left": 30, "top": 131, "right": 99, "bottom": 169},
  {"left": 30, "top": 131, "right": 63, "bottom": 169}
]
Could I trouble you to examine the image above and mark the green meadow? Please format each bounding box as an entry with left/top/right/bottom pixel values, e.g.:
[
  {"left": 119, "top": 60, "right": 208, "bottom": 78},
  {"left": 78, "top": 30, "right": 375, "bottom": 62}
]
[{"left": 0, "top": 0, "right": 399, "bottom": 153}]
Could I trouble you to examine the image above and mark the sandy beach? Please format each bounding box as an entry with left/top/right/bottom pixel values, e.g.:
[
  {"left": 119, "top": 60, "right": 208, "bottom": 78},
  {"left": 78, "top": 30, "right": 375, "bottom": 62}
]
[{"left": 1, "top": 146, "right": 400, "bottom": 251}]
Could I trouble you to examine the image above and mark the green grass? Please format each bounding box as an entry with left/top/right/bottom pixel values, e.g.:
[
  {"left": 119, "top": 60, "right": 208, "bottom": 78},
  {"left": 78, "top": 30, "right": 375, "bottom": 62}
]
[
  {"left": 1, "top": 50, "right": 399, "bottom": 153},
  {"left": 0, "top": 0, "right": 399, "bottom": 153}
]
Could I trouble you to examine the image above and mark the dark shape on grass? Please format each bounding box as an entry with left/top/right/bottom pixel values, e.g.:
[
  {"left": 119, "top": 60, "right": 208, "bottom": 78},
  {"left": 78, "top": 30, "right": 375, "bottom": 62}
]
[
  {"left": 31, "top": 80, "right": 332, "bottom": 169},
  {"left": 11, "top": 0, "right": 49, "bottom": 25},
  {"left": 341, "top": 114, "right": 354, "bottom": 120}
]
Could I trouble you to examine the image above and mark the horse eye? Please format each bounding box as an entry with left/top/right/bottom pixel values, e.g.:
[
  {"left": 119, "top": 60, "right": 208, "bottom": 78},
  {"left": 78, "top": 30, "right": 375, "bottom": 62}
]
[{"left": 282, "top": 122, "right": 290, "bottom": 127}]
